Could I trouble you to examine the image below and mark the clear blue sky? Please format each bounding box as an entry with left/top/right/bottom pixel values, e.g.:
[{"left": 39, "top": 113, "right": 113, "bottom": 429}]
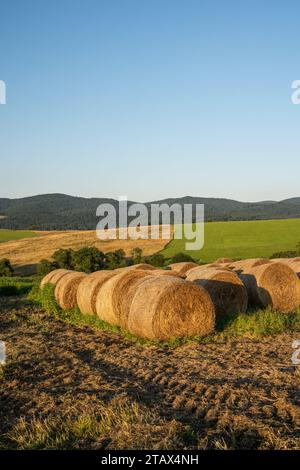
[{"left": 0, "top": 0, "right": 299, "bottom": 202}]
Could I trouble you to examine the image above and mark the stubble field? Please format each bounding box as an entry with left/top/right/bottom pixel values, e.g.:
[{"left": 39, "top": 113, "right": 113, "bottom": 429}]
[{"left": 0, "top": 294, "right": 299, "bottom": 450}]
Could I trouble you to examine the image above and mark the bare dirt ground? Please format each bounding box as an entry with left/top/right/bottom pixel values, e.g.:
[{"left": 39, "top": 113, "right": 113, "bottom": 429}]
[
  {"left": 0, "top": 227, "right": 173, "bottom": 275},
  {"left": 0, "top": 295, "right": 300, "bottom": 450}
]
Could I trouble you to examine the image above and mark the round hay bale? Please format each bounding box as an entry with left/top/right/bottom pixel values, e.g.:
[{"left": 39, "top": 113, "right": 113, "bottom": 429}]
[
  {"left": 40, "top": 269, "right": 72, "bottom": 288},
  {"left": 277, "top": 260, "right": 300, "bottom": 279},
  {"left": 215, "top": 258, "right": 234, "bottom": 264},
  {"left": 186, "top": 267, "right": 248, "bottom": 316},
  {"left": 55, "top": 271, "right": 87, "bottom": 309},
  {"left": 151, "top": 269, "right": 181, "bottom": 277},
  {"left": 291, "top": 264, "right": 300, "bottom": 279},
  {"left": 76, "top": 270, "right": 116, "bottom": 315},
  {"left": 184, "top": 264, "right": 209, "bottom": 277},
  {"left": 112, "top": 267, "right": 130, "bottom": 274},
  {"left": 270, "top": 258, "right": 294, "bottom": 264},
  {"left": 197, "top": 263, "right": 221, "bottom": 269},
  {"left": 214, "top": 266, "right": 232, "bottom": 272},
  {"left": 125, "top": 263, "right": 156, "bottom": 271},
  {"left": 127, "top": 276, "right": 215, "bottom": 340},
  {"left": 239, "top": 262, "right": 300, "bottom": 312},
  {"left": 229, "top": 258, "right": 271, "bottom": 272},
  {"left": 168, "top": 262, "right": 199, "bottom": 276},
  {"left": 272, "top": 257, "right": 300, "bottom": 264},
  {"left": 186, "top": 263, "right": 232, "bottom": 276},
  {"left": 95, "top": 270, "right": 153, "bottom": 326},
  {"left": 112, "top": 264, "right": 155, "bottom": 273},
  {"left": 114, "top": 271, "right": 154, "bottom": 329}
]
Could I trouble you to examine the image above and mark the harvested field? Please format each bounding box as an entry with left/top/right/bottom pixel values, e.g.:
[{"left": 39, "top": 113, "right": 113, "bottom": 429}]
[
  {"left": 0, "top": 295, "right": 300, "bottom": 450},
  {"left": 0, "top": 227, "right": 173, "bottom": 275}
]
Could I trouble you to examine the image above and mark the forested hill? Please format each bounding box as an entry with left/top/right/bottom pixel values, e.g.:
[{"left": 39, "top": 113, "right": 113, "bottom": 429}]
[{"left": 0, "top": 193, "right": 300, "bottom": 230}]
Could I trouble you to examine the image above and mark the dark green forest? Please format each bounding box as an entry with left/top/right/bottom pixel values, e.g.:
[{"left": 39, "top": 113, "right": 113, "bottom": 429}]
[{"left": 1, "top": 193, "right": 300, "bottom": 230}]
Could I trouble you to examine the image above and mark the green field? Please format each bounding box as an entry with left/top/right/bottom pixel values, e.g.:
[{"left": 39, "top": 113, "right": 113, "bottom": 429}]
[
  {"left": 0, "top": 230, "right": 38, "bottom": 243},
  {"left": 162, "top": 218, "right": 300, "bottom": 262}
]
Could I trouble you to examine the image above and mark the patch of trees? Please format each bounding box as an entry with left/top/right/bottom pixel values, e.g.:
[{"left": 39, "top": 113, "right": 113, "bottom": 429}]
[
  {"left": 167, "top": 252, "right": 195, "bottom": 263},
  {"left": 38, "top": 247, "right": 134, "bottom": 275},
  {"left": 38, "top": 247, "right": 106, "bottom": 276},
  {"left": 38, "top": 247, "right": 194, "bottom": 275},
  {"left": 1, "top": 194, "right": 300, "bottom": 230}
]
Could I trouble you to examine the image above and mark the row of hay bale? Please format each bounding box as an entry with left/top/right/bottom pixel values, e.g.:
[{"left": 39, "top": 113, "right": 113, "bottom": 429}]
[
  {"left": 40, "top": 256, "right": 300, "bottom": 340},
  {"left": 41, "top": 264, "right": 215, "bottom": 340}
]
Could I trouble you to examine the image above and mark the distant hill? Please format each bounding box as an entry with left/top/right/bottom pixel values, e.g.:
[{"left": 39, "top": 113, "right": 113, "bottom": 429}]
[{"left": 0, "top": 193, "right": 300, "bottom": 230}]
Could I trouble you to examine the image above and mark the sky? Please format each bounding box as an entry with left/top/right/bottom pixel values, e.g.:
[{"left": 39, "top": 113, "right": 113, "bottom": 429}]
[{"left": 0, "top": 0, "right": 300, "bottom": 202}]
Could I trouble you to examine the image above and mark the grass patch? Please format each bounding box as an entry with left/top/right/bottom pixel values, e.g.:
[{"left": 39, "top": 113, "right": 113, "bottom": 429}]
[
  {"left": 162, "top": 219, "right": 300, "bottom": 262},
  {"left": 0, "top": 276, "right": 37, "bottom": 296},
  {"left": 216, "top": 307, "right": 300, "bottom": 337},
  {"left": 0, "top": 230, "right": 38, "bottom": 243}
]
